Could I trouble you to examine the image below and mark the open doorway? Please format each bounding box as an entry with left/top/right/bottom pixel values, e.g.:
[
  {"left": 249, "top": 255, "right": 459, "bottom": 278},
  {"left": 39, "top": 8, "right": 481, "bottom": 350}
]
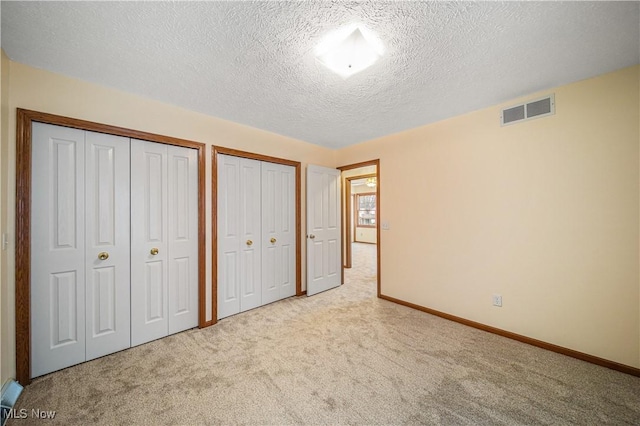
[{"left": 338, "top": 160, "right": 380, "bottom": 297}]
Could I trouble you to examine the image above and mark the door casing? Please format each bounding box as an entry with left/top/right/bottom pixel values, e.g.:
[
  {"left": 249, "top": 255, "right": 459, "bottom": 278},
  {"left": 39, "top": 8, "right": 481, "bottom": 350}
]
[
  {"left": 211, "top": 146, "right": 302, "bottom": 322},
  {"left": 337, "top": 160, "right": 381, "bottom": 297},
  {"left": 15, "top": 109, "right": 207, "bottom": 385}
]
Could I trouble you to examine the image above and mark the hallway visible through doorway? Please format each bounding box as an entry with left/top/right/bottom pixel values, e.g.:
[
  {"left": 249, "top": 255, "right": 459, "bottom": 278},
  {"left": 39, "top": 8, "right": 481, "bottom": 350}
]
[
  {"left": 339, "top": 159, "right": 380, "bottom": 296},
  {"left": 344, "top": 242, "right": 377, "bottom": 293}
]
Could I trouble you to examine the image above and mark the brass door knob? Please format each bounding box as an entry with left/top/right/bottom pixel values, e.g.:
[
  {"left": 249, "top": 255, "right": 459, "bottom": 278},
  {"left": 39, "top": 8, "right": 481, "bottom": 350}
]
[
  {"left": 98, "top": 252, "right": 109, "bottom": 260},
  {"left": 309, "top": 234, "right": 315, "bottom": 239},
  {"left": 150, "top": 248, "right": 159, "bottom": 255},
  {"left": 270, "top": 237, "right": 276, "bottom": 244},
  {"left": 246, "top": 240, "right": 253, "bottom": 246}
]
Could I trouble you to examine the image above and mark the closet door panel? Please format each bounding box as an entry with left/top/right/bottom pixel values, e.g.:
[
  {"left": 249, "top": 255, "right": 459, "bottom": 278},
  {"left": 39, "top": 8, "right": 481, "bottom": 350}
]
[
  {"left": 217, "top": 155, "right": 241, "bottom": 319},
  {"left": 167, "top": 145, "right": 198, "bottom": 334},
  {"left": 31, "top": 122, "right": 86, "bottom": 378},
  {"left": 261, "top": 164, "right": 279, "bottom": 304},
  {"left": 84, "top": 131, "right": 131, "bottom": 360},
  {"left": 217, "top": 154, "right": 262, "bottom": 318},
  {"left": 261, "top": 162, "right": 296, "bottom": 304},
  {"left": 131, "top": 139, "right": 169, "bottom": 346},
  {"left": 239, "top": 158, "right": 262, "bottom": 312},
  {"left": 278, "top": 164, "right": 296, "bottom": 299}
]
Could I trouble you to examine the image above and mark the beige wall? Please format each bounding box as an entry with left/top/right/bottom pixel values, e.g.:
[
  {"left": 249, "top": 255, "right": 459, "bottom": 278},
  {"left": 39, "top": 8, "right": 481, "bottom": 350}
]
[
  {"left": 1, "top": 50, "right": 11, "bottom": 385},
  {"left": 354, "top": 227, "right": 376, "bottom": 244},
  {"left": 337, "top": 65, "right": 640, "bottom": 368},
  {"left": 2, "top": 60, "right": 336, "bottom": 381},
  {"left": 2, "top": 58, "right": 638, "bottom": 383}
]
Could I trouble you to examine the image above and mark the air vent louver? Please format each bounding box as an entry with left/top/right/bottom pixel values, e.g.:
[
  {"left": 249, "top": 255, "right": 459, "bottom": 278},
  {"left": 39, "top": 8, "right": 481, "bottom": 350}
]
[
  {"left": 502, "top": 105, "right": 525, "bottom": 124},
  {"left": 501, "top": 94, "right": 555, "bottom": 126}
]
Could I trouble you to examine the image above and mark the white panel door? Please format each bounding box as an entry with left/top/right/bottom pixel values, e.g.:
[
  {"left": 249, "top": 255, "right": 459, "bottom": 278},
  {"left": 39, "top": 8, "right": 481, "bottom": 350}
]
[
  {"left": 238, "top": 158, "right": 262, "bottom": 312},
  {"left": 217, "top": 154, "right": 262, "bottom": 319},
  {"left": 85, "top": 131, "right": 131, "bottom": 360},
  {"left": 31, "top": 122, "right": 86, "bottom": 378},
  {"left": 217, "top": 154, "right": 241, "bottom": 319},
  {"left": 261, "top": 162, "right": 296, "bottom": 304},
  {"left": 131, "top": 139, "right": 169, "bottom": 346},
  {"left": 167, "top": 145, "right": 198, "bottom": 334},
  {"left": 306, "top": 164, "right": 341, "bottom": 296}
]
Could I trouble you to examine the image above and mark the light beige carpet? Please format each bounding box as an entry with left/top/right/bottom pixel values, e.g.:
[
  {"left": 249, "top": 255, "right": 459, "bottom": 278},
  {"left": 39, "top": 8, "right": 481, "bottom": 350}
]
[{"left": 10, "top": 243, "right": 640, "bottom": 425}]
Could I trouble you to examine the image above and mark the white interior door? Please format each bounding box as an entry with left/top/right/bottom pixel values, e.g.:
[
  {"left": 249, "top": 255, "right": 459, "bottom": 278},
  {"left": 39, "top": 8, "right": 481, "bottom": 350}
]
[
  {"left": 85, "top": 131, "right": 131, "bottom": 361},
  {"left": 306, "top": 164, "right": 341, "bottom": 296},
  {"left": 131, "top": 139, "right": 169, "bottom": 346},
  {"left": 167, "top": 145, "right": 198, "bottom": 334},
  {"left": 217, "top": 154, "right": 262, "bottom": 319},
  {"left": 261, "top": 162, "right": 296, "bottom": 304},
  {"left": 31, "top": 123, "right": 86, "bottom": 377}
]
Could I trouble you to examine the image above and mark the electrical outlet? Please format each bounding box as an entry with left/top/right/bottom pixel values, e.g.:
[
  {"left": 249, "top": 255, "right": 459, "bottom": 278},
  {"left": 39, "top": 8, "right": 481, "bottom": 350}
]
[{"left": 492, "top": 294, "right": 502, "bottom": 307}]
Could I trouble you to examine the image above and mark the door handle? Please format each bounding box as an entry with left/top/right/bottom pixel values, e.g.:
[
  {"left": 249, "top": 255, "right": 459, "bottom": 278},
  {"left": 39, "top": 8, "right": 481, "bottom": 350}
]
[
  {"left": 308, "top": 234, "right": 315, "bottom": 239},
  {"left": 270, "top": 237, "right": 276, "bottom": 244},
  {"left": 150, "top": 248, "right": 159, "bottom": 255},
  {"left": 98, "top": 252, "right": 109, "bottom": 260},
  {"left": 246, "top": 240, "right": 253, "bottom": 246}
]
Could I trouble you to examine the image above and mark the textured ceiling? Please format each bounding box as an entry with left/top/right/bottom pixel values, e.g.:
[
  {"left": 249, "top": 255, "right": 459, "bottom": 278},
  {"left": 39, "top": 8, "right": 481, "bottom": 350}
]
[{"left": 2, "top": 1, "right": 639, "bottom": 149}]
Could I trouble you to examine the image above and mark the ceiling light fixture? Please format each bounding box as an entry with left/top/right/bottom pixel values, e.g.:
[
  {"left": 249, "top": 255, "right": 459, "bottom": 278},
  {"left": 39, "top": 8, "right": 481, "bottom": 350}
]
[
  {"left": 315, "top": 24, "right": 384, "bottom": 79},
  {"left": 366, "top": 177, "right": 377, "bottom": 187}
]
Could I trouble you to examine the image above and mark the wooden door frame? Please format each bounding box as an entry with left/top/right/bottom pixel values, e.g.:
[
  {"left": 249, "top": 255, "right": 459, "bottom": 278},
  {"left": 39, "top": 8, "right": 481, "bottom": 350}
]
[
  {"left": 337, "top": 160, "right": 380, "bottom": 297},
  {"left": 345, "top": 173, "right": 377, "bottom": 260},
  {"left": 15, "top": 109, "right": 207, "bottom": 385},
  {"left": 211, "top": 146, "right": 302, "bottom": 323}
]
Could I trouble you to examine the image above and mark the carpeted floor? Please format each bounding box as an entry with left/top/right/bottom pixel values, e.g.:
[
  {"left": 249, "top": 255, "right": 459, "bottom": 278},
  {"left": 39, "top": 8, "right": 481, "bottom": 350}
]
[{"left": 10, "top": 243, "right": 640, "bottom": 425}]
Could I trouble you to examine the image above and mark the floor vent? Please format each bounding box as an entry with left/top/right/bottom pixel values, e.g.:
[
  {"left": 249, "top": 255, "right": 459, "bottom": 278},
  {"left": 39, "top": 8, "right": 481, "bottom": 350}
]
[
  {"left": 501, "top": 94, "right": 555, "bottom": 126},
  {"left": 1, "top": 380, "right": 23, "bottom": 426}
]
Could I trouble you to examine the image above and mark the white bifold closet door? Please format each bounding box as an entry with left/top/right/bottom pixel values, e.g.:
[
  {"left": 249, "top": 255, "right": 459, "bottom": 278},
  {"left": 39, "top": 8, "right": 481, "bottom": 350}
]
[
  {"left": 217, "top": 154, "right": 295, "bottom": 320},
  {"left": 130, "top": 139, "right": 198, "bottom": 346},
  {"left": 217, "top": 156, "right": 261, "bottom": 318},
  {"left": 31, "top": 123, "right": 131, "bottom": 378},
  {"left": 261, "top": 161, "right": 296, "bottom": 305}
]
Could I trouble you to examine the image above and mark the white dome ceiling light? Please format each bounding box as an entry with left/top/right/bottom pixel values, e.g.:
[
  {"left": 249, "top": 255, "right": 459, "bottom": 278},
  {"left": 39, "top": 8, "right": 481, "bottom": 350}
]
[{"left": 315, "top": 24, "right": 384, "bottom": 79}]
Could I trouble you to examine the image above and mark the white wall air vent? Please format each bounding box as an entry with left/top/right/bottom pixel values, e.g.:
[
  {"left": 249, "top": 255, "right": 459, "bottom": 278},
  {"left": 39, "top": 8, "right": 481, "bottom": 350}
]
[{"left": 501, "top": 94, "right": 555, "bottom": 126}]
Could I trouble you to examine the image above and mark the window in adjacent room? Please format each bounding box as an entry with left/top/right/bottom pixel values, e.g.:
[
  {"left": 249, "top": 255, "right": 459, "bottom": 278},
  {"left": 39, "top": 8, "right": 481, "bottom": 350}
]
[{"left": 356, "top": 193, "right": 376, "bottom": 227}]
